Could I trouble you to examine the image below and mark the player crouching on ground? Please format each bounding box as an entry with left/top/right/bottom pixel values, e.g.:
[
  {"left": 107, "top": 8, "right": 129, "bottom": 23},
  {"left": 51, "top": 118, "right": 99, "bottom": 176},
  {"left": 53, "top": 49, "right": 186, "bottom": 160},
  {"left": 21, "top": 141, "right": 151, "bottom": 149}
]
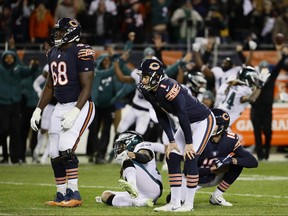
[
  {"left": 98, "top": 131, "right": 164, "bottom": 207},
  {"left": 166, "top": 108, "right": 258, "bottom": 206}
]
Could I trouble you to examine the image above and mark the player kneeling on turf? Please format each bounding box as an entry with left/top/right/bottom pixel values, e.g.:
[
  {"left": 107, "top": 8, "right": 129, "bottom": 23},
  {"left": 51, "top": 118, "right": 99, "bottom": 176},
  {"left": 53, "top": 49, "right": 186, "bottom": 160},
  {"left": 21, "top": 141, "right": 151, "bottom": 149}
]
[
  {"left": 166, "top": 108, "right": 258, "bottom": 206},
  {"left": 98, "top": 131, "right": 163, "bottom": 207}
]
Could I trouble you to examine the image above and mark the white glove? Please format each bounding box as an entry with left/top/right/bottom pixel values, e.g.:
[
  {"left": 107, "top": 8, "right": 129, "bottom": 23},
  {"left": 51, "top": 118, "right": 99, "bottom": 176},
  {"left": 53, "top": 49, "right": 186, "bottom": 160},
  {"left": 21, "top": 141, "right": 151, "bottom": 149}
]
[
  {"left": 249, "top": 40, "right": 257, "bottom": 50},
  {"left": 61, "top": 107, "right": 80, "bottom": 130},
  {"left": 30, "top": 107, "right": 42, "bottom": 131},
  {"left": 115, "top": 150, "right": 128, "bottom": 165},
  {"left": 192, "top": 43, "right": 201, "bottom": 52},
  {"left": 258, "top": 68, "right": 271, "bottom": 88}
]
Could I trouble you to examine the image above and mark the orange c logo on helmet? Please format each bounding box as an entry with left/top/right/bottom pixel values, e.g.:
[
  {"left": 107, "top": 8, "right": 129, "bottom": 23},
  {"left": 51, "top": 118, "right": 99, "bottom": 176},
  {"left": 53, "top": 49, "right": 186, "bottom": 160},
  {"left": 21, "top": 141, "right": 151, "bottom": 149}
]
[
  {"left": 149, "top": 62, "right": 160, "bottom": 70},
  {"left": 222, "top": 112, "right": 230, "bottom": 121}
]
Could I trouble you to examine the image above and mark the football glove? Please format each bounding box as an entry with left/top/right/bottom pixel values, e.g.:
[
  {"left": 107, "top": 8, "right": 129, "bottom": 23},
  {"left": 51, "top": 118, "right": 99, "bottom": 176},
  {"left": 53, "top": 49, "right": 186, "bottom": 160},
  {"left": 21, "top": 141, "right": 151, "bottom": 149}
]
[
  {"left": 30, "top": 107, "right": 42, "bottom": 131},
  {"left": 214, "top": 157, "right": 233, "bottom": 169},
  {"left": 61, "top": 107, "right": 80, "bottom": 130},
  {"left": 248, "top": 40, "right": 257, "bottom": 50},
  {"left": 257, "top": 68, "right": 271, "bottom": 88}
]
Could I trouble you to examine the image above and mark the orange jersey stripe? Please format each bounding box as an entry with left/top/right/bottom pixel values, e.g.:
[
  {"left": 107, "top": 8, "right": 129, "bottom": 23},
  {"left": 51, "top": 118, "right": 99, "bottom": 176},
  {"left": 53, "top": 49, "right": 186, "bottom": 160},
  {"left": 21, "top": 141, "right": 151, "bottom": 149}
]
[{"left": 197, "top": 114, "right": 214, "bottom": 155}]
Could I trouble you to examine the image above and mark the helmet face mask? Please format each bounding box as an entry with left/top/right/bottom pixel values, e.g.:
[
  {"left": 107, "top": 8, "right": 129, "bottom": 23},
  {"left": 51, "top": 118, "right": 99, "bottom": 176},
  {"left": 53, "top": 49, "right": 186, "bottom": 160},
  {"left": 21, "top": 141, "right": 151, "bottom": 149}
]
[
  {"left": 138, "top": 58, "right": 165, "bottom": 91},
  {"left": 52, "top": 18, "right": 82, "bottom": 47},
  {"left": 211, "top": 108, "right": 230, "bottom": 137},
  {"left": 113, "top": 131, "right": 143, "bottom": 158}
]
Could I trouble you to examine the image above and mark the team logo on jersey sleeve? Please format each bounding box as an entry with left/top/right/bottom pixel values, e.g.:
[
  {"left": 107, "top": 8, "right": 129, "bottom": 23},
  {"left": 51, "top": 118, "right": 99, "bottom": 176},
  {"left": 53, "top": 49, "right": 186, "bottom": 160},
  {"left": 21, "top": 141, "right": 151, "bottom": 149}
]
[
  {"left": 165, "top": 84, "right": 180, "bottom": 101},
  {"left": 78, "top": 48, "right": 95, "bottom": 60}
]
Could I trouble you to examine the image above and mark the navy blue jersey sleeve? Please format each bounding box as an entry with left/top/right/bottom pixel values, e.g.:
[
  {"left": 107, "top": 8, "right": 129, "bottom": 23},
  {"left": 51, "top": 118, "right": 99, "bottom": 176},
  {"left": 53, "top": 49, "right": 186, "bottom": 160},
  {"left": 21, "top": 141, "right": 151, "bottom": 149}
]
[
  {"left": 233, "top": 144, "right": 258, "bottom": 168},
  {"left": 77, "top": 44, "right": 95, "bottom": 73}
]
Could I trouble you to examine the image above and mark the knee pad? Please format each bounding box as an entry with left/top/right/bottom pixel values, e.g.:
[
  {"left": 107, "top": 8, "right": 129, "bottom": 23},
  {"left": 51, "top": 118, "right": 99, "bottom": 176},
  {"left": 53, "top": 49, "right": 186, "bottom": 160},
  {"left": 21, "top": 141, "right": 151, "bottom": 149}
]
[{"left": 60, "top": 149, "right": 79, "bottom": 165}]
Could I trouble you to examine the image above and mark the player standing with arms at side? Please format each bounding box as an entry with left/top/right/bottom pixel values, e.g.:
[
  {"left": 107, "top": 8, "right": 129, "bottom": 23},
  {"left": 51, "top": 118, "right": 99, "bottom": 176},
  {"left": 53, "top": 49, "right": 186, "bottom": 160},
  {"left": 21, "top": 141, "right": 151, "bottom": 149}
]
[
  {"left": 137, "top": 58, "right": 215, "bottom": 212},
  {"left": 30, "top": 18, "right": 95, "bottom": 207}
]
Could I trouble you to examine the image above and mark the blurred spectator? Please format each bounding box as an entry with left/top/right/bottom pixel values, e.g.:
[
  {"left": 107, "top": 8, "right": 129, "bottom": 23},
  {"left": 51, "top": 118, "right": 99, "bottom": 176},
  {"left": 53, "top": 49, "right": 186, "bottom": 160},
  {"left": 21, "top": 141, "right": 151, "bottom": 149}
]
[
  {"left": 0, "top": 37, "right": 36, "bottom": 164},
  {"left": 89, "top": 0, "right": 117, "bottom": 45},
  {"left": 54, "top": 0, "right": 76, "bottom": 21},
  {"left": 204, "top": 4, "right": 226, "bottom": 38},
  {"left": 227, "top": 0, "right": 254, "bottom": 42},
  {"left": 149, "top": 0, "right": 172, "bottom": 43},
  {"left": 251, "top": 0, "right": 276, "bottom": 44},
  {"left": 272, "top": 7, "right": 288, "bottom": 44},
  {"left": 0, "top": 3, "right": 13, "bottom": 42},
  {"left": 170, "top": 0, "right": 204, "bottom": 45},
  {"left": 20, "top": 58, "right": 41, "bottom": 163},
  {"left": 88, "top": 0, "right": 117, "bottom": 16},
  {"left": 29, "top": 0, "right": 54, "bottom": 43},
  {"left": 122, "top": 0, "right": 146, "bottom": 43}
]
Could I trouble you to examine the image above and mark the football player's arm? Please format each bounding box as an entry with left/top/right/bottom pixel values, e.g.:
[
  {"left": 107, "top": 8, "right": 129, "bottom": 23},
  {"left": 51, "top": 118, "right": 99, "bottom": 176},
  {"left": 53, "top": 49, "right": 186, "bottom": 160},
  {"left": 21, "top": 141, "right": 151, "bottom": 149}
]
[
  {"left": 156, "top": 109, "right": 175, "bottom": 143},
  {"left": 193, "top": 50, "right": 214, "bottom": 79},
  {"left": 233, "top": 145, "right": 258, "bottom": 168},
  {"left": 76, "top": 71, "right": 94, "bottom": 110},
  {"left": 240, "top": 88, "right": 261, "bottom": 104},
  {"left": 127, "top": 149, "right": 153, "bottom": 163}
]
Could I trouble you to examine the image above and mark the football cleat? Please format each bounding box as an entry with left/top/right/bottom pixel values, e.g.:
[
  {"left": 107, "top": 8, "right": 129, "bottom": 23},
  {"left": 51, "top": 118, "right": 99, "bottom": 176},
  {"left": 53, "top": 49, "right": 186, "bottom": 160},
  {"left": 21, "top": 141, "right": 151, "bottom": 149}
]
[
  {"left": 173, "top": 204, "right": 194, "bottom": 212},
  {"left": 118, "top": 179, "right": 138, "bottom": 198},
  {"left": 58, "top": 188, "right": 83, "bottom": 207},
  {"left": 44, "top": 192, "right": 64, "bottom": 206},
  {"left": 154, "top": 203, "right": 181, "bottom": 212},
  {"left": 209, "top": 194, "right": 233, "bottom": 207}
]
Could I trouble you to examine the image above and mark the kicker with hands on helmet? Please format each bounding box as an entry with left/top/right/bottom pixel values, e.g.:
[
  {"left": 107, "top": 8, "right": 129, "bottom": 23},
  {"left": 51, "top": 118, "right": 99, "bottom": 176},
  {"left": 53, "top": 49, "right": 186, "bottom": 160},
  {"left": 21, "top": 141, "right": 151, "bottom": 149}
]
[
  {"left": 30, "top": 17, "right": 95, "bottom": 207},
  {"left": 137, "top": 58, "right": 216, "bottom": 212},
  {"left": 96, "top": 131, "right": 164, "bottom": 207},
  {"left": 166, "top": 108, "right": 258, "bottom": 207}
]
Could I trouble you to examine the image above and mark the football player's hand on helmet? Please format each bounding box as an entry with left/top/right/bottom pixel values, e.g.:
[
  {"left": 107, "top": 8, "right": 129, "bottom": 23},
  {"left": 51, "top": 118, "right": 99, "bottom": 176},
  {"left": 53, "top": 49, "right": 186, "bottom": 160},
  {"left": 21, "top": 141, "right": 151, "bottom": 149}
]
[
  {"left": 214, "top": 157, "right": 233, "bottom": 169},
  {"left": 30, "top": 107, "right": 42, "bottom": 131},
  {"left": 61, "top": 107, "right": 80, "bottom": 130},
  {"left": 257, "top": 68, "right": 271, "bottom": 88}
]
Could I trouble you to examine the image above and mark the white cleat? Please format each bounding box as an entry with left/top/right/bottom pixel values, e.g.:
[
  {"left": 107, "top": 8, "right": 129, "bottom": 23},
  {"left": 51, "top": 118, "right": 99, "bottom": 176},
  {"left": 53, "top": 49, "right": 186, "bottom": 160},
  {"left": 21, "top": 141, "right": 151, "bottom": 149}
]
[
  {"left": 173, "top": 204, "right": 194, "bottom": 212},
  {"left": 118, "top": 179, "right": 138, "bottom": 198},
  {"left": 154, "top": 203, "right": 181, "bottom": 212},
  {"left": 209, "top": 194, "right": 233, "bottom": 207}
]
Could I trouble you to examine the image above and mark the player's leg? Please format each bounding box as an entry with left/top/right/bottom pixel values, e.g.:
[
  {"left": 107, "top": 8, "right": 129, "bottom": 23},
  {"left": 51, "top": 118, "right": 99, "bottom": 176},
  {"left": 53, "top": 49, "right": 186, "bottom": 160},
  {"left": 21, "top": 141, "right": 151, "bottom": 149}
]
[
  {"left": 134, "top": 109, "right": 151, "bottom": 135},
  {"left": 117, "top": 106, "right": 137, "bottom": 133},
  {"left": 210, "top": 165, "right": 243, "bottom": 207},
  {"left": 174, "top": 114, "right": 215, "bottom": 212},
  {"left": 58, "top": 101, "right": 95, "bottom": 207}
]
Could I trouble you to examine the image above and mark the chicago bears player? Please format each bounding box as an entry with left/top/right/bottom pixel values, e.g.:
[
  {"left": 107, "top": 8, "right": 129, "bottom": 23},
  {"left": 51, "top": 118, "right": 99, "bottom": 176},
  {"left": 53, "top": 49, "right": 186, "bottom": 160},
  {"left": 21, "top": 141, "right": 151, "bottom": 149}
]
[
  {"left": 30, "top": 18, "right": 95, "bottom": 207},
  {"left": 137, "top": 58, "right": 215, "bottom": 212},
  {"left": 99, "top": 131, "right": 163, "bottom": 207},
  {"left": 166, "top": 108, "right": 258, "bottom": 206}
]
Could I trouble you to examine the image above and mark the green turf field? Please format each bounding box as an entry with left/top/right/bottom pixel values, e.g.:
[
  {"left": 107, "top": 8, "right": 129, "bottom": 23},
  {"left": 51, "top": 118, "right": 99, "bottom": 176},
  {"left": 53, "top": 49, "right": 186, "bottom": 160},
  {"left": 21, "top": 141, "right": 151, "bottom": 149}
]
[{"left": 0, "top": 160, "right": 288, "bottom": 215}]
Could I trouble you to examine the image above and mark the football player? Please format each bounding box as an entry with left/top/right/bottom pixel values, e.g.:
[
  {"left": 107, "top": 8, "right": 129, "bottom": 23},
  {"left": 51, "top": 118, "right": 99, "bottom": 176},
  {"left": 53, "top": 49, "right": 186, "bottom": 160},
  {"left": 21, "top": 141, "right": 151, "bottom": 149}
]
[
  {"left": 166, "top": 108, "right": 258, "bottom": 206},
  {"left": 30, "top": 18, "right": 95, "bottom": 207},
  {"left": 137, "top": 58, "right": 215, "bottom": 212},
  {"left": 217, "top": 66, "right": 270, "bottom": 126},
  {"left": 99, "top": 131, "right": 164, "bottom": 207}
]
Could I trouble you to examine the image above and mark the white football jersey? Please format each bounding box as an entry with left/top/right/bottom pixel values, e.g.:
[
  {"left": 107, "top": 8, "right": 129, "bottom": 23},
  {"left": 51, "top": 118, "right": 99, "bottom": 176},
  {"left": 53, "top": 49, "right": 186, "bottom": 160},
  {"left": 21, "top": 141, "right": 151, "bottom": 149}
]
[
  {"left": 212, "top": 66, "right": 241, "bottom": 90},
  {"left": 133, "top": 141, "right": 163, "bottom": 183},
  {"left": 131, "top": 69, "right": 152, "bottom": 109},
  {"left": 217, "top": 83, "right": 252, "bottom": 126}
]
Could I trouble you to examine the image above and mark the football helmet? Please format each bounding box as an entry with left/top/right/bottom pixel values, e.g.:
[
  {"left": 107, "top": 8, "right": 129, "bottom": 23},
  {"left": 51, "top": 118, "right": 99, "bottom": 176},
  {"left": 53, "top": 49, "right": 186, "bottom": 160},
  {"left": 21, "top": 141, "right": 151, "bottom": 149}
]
[
  {"left": 185, "top": 72, "right": 207, "bottom": 94},
  {"left": 113, "top": 131, "right": 143, "bottom": 158},
  {"left": 211, "top": 108, "right": 230, "bottom": 136},
  {"left": 238, "top": 66, "right": 258, "bottom": 87},
  {"left": 138, "top": 58, "right": 165, "bottom": 91},
  {"left": 51, "top": 18, "right": 81, "bottom": 47}
]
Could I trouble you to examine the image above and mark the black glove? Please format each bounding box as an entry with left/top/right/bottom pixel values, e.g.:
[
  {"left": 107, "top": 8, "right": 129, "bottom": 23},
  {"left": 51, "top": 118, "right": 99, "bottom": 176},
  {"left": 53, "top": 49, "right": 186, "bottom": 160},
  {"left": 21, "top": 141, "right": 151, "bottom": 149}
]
[{"left": 214, "top": 157, "right": 232, "bottom": 169}]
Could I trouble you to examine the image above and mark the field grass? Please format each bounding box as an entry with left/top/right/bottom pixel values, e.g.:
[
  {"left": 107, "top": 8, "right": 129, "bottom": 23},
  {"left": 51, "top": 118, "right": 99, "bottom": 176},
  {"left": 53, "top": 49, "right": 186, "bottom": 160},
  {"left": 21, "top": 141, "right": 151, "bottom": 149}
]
[{"left": 0, "top": 160, "right": 288, "bottom": 216}]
